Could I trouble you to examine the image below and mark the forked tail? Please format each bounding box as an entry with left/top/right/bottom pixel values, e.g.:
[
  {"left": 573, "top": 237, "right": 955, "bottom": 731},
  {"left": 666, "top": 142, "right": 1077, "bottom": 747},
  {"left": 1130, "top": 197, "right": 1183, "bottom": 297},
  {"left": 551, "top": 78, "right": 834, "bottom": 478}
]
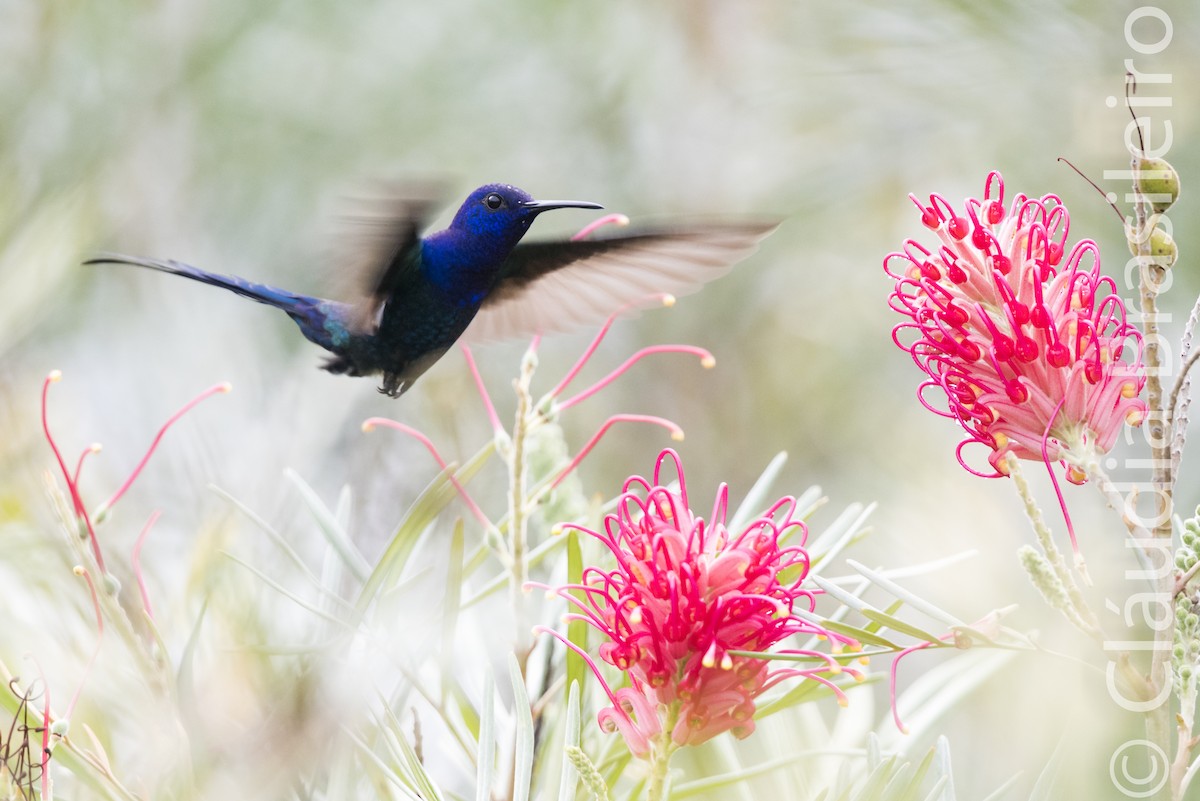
[{"left": 85, "top": 254, "right": 351, "bottom": 353}]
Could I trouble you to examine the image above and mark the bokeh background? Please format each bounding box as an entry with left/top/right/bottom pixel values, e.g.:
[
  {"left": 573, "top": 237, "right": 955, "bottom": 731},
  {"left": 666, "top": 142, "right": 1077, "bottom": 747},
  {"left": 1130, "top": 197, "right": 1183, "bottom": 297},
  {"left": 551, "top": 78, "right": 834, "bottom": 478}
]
[{"left": 3, "top": 1, "right": 1199, "bottom": 798}]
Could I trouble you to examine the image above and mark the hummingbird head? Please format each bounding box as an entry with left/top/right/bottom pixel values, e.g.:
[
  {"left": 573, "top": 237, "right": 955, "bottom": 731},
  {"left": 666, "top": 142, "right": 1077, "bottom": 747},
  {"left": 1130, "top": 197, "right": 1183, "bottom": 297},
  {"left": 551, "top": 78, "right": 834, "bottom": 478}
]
[{"left": 449, "top": 184, "right": 602, "bottom": 249}]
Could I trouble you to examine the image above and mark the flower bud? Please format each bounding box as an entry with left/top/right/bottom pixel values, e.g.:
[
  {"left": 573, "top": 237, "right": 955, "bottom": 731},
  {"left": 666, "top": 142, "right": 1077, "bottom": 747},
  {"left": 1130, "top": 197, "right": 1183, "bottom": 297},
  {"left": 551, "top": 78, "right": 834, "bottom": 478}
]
[
  {"left": 1136, "top": 157, "right": 1182, "bottom": 214},
  {"left": 1128, "top": 225, "right": 1177, "bottom": 268}
]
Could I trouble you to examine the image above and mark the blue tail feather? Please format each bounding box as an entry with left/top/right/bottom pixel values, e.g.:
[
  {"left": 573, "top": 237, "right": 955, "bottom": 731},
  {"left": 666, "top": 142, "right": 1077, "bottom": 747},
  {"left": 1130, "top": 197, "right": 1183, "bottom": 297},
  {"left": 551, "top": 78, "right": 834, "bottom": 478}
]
[{"left": 85, "top": 254, "right": 352, "bottom": 352}]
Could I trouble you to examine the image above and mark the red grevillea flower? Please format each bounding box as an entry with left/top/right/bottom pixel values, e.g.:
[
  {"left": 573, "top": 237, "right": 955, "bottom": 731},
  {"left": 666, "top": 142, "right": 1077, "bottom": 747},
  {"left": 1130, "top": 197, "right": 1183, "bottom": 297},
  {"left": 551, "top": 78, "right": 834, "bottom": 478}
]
[
  {"left": 885, "top": 172, "right": 1146, "bottom": 485},
  {"left": 539, "top": 450, "right": 858, "bottom": 756}
]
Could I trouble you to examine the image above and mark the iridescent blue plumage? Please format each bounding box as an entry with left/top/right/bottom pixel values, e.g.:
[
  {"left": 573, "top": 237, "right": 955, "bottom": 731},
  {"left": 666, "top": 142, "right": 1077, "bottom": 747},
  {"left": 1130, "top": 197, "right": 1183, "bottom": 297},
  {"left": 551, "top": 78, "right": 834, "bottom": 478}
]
[{"left": 88, "top": 183, "right": 776, "bottom": 396}]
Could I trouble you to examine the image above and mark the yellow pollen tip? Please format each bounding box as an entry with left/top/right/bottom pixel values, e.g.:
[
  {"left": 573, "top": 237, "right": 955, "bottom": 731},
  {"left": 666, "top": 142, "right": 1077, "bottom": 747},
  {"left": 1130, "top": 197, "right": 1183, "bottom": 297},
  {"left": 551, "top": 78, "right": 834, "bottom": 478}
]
[
  {"left": 854, "top": 672, "right": 866, "bottom": 683},
  {"left": 218, "top": 382, "right": 233, "bottom": 393},
  {"left": 993, "top": 432, "right": 1009, "bottom": 447},
  {"left": 89, "top": 442, "right": 103, "bottom": 453},
  {"left": 1121, "top": 382, "right": 1138, "bottom": 399},
  {"left": 702, "top": 655, "right": 716, "bottom": 668},
  {"left": 837, "top": 696, "right": 849, "bottom": 708},
  {"left": 829, "top": 664, "right": 842, "bottom": 675},
  {"left": 816, "top": 634, "right": 827, "bottom": 641},
  {"left": 662, "top": 294, "right": 676, "bottom": 308},
  {"left": 48, "top": 370, "right": 62, "bottom": 382},
  {"left": 670, "top": 431, "right": 685, "bottom": 442},
  {"left": 72, "top": 565, "right": 85, "bottom": 577},
  {"left": 361, "top": 422, "right": 375, "bottom": 432},
  {"left": 701, "top": 356, "right": 716, "bottom": 369},
  {"left": 551, "top": 523, "right": 564, "bottom": 536},
  {"left": 1126, "top": 409, "right": 1145, "bottom": 426},
  {"left": 858, "top": 656, "right": 870, "bottom": 666}
]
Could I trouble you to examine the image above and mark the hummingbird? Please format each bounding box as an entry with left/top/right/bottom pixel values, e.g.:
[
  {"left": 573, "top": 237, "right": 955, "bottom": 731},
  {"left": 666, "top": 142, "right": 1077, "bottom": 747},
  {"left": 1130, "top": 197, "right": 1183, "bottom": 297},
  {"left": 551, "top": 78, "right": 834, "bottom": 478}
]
[{"left": 87, "top": 184, "right": 776, "bottom": 397}]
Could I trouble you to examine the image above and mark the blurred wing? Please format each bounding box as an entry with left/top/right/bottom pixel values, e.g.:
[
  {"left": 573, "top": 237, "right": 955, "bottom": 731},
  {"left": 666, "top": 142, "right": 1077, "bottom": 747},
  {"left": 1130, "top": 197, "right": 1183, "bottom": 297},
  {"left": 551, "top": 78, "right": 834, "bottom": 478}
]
[
  {"left": 462, "top": 221, "right": 778, "bottom": 344},
  {"left": 334, "top": 181, "right": 446, "bottom": 333}
]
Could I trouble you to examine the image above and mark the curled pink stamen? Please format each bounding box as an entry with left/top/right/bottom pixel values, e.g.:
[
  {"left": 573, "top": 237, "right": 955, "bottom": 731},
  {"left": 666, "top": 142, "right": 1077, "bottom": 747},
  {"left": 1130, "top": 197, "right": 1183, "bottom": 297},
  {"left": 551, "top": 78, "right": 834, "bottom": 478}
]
[
  {"left": 361, "top": 417, "right": 493, "bottom": 530},
  {"left": 100, "top": 382, "right": 232, "bottom": 515},
  {"left": 557, "top": 345, "right": 716, "bottom": 412},
  {"left": 42, "top": 371, "right": 105, "bottom": 573},
  {"left": 71, "top": 443, "right": 102, "bottom": 489},
  {"left": 459, "top": 344, "right": 503, "bottom": 434},
  {"left": 66, "top": 565, "right": 104, "bottom": 722},
  {"left": 572, "top": 213, "right": 630, "bottom": 242},
  {"left": 550, "top": 415, "right": 684, "bottom": 489},
  {"left": 132, "top": 510, "right": 162, "bottom": 620},
  {"left": 548, "top": 292, "right": 676, "bottom": 400},
  {"left": 889, "top": 641, "right": 935, "bottom": 733}
]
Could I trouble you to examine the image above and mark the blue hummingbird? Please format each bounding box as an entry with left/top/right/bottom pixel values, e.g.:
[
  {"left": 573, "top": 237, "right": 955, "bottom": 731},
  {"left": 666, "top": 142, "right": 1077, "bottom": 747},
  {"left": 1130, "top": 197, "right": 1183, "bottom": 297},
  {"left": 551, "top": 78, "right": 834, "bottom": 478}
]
[{"left": 87, "top": 184, "right": 775, "bottom": 397}]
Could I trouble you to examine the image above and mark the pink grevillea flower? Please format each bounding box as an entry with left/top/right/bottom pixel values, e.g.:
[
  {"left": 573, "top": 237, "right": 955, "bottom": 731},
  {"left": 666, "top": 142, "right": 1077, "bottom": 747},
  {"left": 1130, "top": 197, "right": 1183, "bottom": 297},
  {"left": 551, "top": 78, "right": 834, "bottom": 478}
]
[
  {"left": 539, "top": 450, "right": 859, "bottom": 756},
  {"left": 885, "top": 171, "right": 1146, "bottom": 486}
]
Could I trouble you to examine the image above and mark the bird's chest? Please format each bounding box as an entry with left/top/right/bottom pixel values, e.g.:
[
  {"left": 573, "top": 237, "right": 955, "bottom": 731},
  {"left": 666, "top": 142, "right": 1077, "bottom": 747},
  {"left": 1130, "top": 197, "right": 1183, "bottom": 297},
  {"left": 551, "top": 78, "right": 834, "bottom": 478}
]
[{"left": 377, "top": 280, "right": 482, "bottom": 356}]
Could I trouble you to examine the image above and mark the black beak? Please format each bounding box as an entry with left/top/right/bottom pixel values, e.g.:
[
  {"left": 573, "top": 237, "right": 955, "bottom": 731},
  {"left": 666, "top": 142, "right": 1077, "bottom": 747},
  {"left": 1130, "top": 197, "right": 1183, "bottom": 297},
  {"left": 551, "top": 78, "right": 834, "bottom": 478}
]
[{"left": 522, "top": 198, "right": 604, "bottom": 214}]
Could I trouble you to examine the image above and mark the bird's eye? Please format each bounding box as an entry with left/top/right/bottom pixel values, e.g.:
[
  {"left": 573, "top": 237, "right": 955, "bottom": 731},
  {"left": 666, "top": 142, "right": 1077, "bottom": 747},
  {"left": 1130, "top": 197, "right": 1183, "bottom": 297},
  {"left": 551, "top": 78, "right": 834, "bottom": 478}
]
[{"left": 484, "top": 193, "right": 504, "bottom": 210}]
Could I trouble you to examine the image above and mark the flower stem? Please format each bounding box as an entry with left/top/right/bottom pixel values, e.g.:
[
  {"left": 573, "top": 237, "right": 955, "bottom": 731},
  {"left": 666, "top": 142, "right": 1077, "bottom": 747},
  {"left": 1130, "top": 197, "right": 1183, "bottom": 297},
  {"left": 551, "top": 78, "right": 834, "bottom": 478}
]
[
  {"left": 1132, "top": 155, "right": 1176, "bottom": 800},
  {"left": 1006, "top": 456, "right": 1100, "bottom": 637},
  {"left": 646, "top": 704, "right": 679, "bottom": 801},
  {"left": 509, "top": 345, "right": 538, "bottom": 663}
]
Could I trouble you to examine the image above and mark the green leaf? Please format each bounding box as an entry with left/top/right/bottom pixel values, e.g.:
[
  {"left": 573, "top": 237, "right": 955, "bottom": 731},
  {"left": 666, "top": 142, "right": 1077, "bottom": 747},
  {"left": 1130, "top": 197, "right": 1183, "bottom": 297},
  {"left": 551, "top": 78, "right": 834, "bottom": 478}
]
[
  {"left": 566, "top": 527, "right": 588, "bottom": 702},
  {"left": 441, "top": 519, "right": 465, "bottom": 675},
  {"left": 847, "top": 560, "right": 964, "bottom": 629},
  {"left": 462, "top": 531, "right": 569, "bottom": 608},
  {"left": 176, "top": 597, "right": 209, "bottom": 720},
  {"left": 557, "top": 682, "right": 582, "bottom": 801},
  {"left": 672, "top": 753, "right": 823, "bottom": 798},
  {"left": 220, "top": 550, "right": 352, "bottom": 626},
  {"left": 343, "top": 725, "right": 424, "bottom": 801},
  {"left": 810, "top": 575, "right": 871, "bottom": 613},
  {"left": 476, "top": 673, "right": 495, "bottom": 801},
  {"left": 1025, "top": 731, "right": 1064, "bottom": 801},
  {"left": 509, "top": 655, "right": 535, "bottom": 801},
  {"left": 756, "top": 672, "right": 880, "bottom": 717},
  {"left": 448, "top": 675, "right": 480, "bottom": 741},
  {"left": 822, "top": 620, "right": 899, "bottom": 649},
  {"left": 354, "top": 446, "right": 493, "bottom": 619},
  {"left": 810, "top": 502, "right": 876, "bottom": 569},
  {"left": 861, "top": 610, "right": 945, "bottom": 645},
  {"left": 286, "top": 468, "right": 371, "bottom": 583},
  {"left": 380, "top": 704, "right": 444, "bottom": 801},
  {"left": 872, "top": 600, "right": 906, "bottom": 632},
  {"left": 895, "top": 745, "right": 937, "bottom": 801},
  {"left": 210, "top": 483, "right": 325, "bottom": 588},
  {"left": 930, "top": 737, "right": 956, "bottom": 801},
  {"left": 728, "top": 451, "right": 789, "bottom": 533}
]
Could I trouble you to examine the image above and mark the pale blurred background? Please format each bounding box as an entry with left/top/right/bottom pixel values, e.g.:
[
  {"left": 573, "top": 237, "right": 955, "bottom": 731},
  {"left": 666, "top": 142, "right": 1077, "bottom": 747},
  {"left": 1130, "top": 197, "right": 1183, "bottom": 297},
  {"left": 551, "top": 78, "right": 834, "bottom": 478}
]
[{"left": 3, "top": 1, "right": 1199, "bottom": 798}]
